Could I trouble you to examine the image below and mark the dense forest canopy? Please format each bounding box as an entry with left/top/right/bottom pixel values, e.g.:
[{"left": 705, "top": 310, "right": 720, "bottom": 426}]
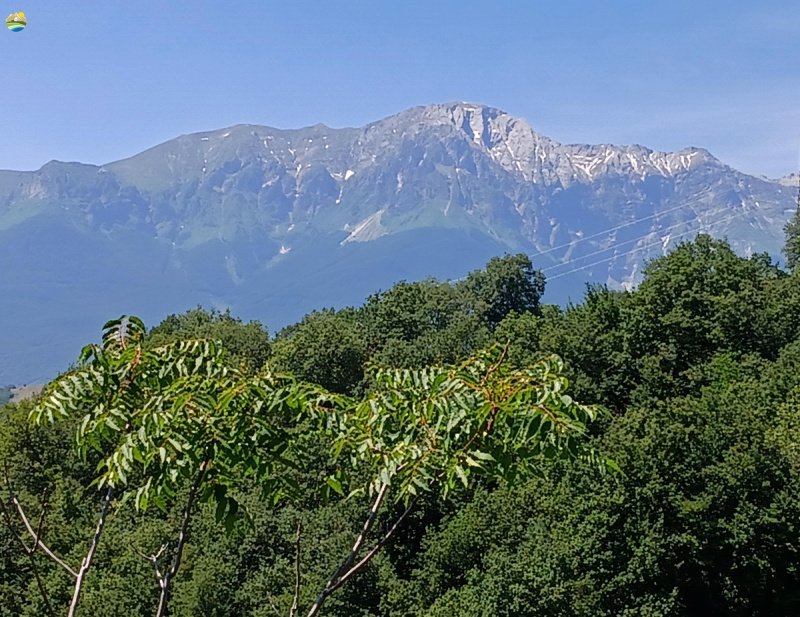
[{"left": 2, "top": 235, "right": 800, "bottom": 616}]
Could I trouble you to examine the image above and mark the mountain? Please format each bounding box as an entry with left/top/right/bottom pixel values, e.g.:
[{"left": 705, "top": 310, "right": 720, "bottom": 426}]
[
  {"left": 1, "top": 103, "right": 795, "bottom": 384},
  {"left": 777, "top": 172, "right": 799, "bottom": 189}
]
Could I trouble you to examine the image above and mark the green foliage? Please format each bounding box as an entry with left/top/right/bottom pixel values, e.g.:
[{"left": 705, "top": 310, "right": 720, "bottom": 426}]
[
  {"left": 784, "top": 204, "right": 800, "bottom": 272},
  {"left": 11, "top": 300, "right": 598, "bottom": 617},
  {"left": 271, "top": 309, "right": 367, "bottom": 395},
  {"left": 385, "top": 354, "right": 800, "bottom": 617},
  {"left": 763, "top": 272, "right": 800, "bottom": 352},
  {"left": 31, "top": 316, "right": 320, "bottom": 514},
  {"left": 538, "top": 285, "right": 634, "bottom": 411},
  {"left": 4, "top": 242, "right": 800, "bottom": 616},
  {"left": 363, "top": 280, "right": 463, "bottom": 344},
  {"left": 613, "top": 236, "right": 779, "bottom": 402},
  {"left": 332, "top": 346, "right": 601, "bottom": 504},
  {"left": 459, "top": 253, "right": 546, "bottom": 326},
  {"left": 147, "top": 307, "right": 271, "bottom": 375},
  {"left": 0, "top": 386, "right": 12, "bottom": 407},
  {"left": 360, "top": 279, "right": 491, "bottom": 369}
]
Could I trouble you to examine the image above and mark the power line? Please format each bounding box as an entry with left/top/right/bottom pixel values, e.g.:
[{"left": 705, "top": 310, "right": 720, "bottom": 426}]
[
  {"left": 546, "top": 209, "right": 746, "bottom": 282},
  {"left": 541, "top": 206, "right": 739, "bottom": 273},
  {"left": 546, "top": 208, "right": 748, "bottom": 282},
  {"left": 534, "top": 200, "right": 704, "bottom": 258}
]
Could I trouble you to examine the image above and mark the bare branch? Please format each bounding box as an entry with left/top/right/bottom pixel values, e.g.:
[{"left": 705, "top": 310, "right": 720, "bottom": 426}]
[
  {"left": 2, "top": 466, "right": 81, "bottom": 581},
  {"left": 167, "top": 463, "right": 207, "bottom": 579},
  {"left": 67, "top": 486, "right": 114, "bottom": 617},
  {"left": 266, "top": 595, "right": 282, "bottom": 617},
  {"left": 137, "top": 543, "right": 168, "bottom": 582},
  {"left": 0, "top": 494, "right": 31, "bottom": 552},
  {"left": 0, "top": 493, "right": 57, "bottom": 616},
  {"left": 30, "top": 491, "right": 57, "bottom": 617},
  {"left": 289, "top": 521, "right": 302, "bottom": 617},
  {"left": 29, "top": 554, "right": 57, "bottom": 617},
  {"left": 11, "top": 495, "right": 79, "bottom": 577},
  {"left": 33, "top": 492, "right": 48, "bottom": 549},
  {"left": 155, "top": 459, "right": 209, "bottom": 617},
  {"left": 305, "top": 481, "right": 390, "bottom": 617},
  {"left": 487, "top": 340, "right": 511, "bottom": 380},
  {"left": 329, "top": 496, "right": 418, "bottom": 594}
]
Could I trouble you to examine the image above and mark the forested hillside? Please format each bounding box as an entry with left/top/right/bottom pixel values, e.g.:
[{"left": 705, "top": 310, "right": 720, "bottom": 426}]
[{"left": 2, "top": 230, "right": 800, "bottom": 616}]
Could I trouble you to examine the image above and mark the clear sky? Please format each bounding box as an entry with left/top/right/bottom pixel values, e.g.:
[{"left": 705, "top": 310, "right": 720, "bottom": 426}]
[{"left": 2, "top": 0, "right": 798, "bottom": 178}]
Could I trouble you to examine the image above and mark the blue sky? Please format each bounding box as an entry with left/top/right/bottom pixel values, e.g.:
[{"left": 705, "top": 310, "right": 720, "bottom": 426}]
[{"left": 2, "top": 0, "right": 798, "bottom": 177}]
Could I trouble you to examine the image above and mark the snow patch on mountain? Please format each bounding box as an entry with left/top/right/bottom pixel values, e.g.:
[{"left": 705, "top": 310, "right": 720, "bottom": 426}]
[{"left": 341, "top": 210, "right": 387, "bottom": 244}]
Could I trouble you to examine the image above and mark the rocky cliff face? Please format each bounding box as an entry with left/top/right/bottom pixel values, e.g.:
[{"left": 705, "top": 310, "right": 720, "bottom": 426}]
[{"left": 0, "top": 103, "right": 795, "bottom": 383}]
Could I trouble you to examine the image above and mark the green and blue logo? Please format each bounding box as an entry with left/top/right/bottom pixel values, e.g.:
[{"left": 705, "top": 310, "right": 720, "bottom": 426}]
[{"left": 6, "top": 10, "right": 26, "bottom": 32}]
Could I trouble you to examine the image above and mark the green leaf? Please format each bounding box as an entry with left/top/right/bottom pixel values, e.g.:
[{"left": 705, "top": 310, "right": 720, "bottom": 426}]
[
  {"left": 215, "top": 496, "right": 227, "bottom": 522},
  {"left": 454, "top": 464, "right": 469, "bottom": 488},
  {"left": 166, "top": 438, "right": 183, "bottom": 453},
  {"left": 471, "top": 450, "right": 495, "bottom": 461},
  {"left": 224, "top": 498, "right": 239, "bottom": 532},
  {"left": 465, "top": 455, "right": 480, "bottom": 468},
  {"left": 326, "top": 476, "right": 344, "bottom": 496},
  {"left": 605, "top": 458, "right": 622, "bottom": 474}
]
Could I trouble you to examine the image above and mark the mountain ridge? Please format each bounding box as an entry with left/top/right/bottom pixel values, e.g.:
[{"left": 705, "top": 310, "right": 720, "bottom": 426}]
[{"left": 1, "top": 102, "right": 795, "bottom": 384}]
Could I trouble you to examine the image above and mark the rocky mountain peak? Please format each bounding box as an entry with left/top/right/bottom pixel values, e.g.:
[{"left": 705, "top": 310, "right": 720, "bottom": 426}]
[
  {"left": 372, "top": 102, "right": 560, "bottom": 183},
  {"left": 364, "top": 103, "right": 724, "bottom": 188}
]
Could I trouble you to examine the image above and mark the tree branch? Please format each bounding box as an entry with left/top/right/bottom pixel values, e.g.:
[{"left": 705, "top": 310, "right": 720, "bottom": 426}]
[
  {"left": 11, "top": 494, "right": 79, "bottom": 577},
  {"left": 136, "top": 543, "right": 168, "bottom": 583},
  {"left": 328, "top": 495, "right": 417, "bottom": 595},
  {"left": 67, "top": 486, "right": 114, "bottom": 617},
  {"left": 29, "top": 551, "right": 57, "bottom": 617},
  {"left": 305, "top": 481, "right": 390, "bottom": 617},
  {"left": 0, "top": 493, "right": 57, "bottom": 617},
  {"left": 155, "top": 459, "right": 209, "bottom": 617},
  {"left": 477, "top": 340, "right": 511, "bottom": 390},
  {"left": 30, "top": 492, "right": 57, "bottom": 617},
  {"left": 1, "top": 464, "right": 80, "bottom": 579},
  {"left": 289, "top": 521, "right": 302, "bottom": 617},
  {"left": 265, "top": 595, "right": 282, "bottom": 617},
  {"left": 33, "top": 493, "right": 48, "bottom": 550},
  {"left": 0, "top": 493, "right": 30, "bottom": 552}
]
